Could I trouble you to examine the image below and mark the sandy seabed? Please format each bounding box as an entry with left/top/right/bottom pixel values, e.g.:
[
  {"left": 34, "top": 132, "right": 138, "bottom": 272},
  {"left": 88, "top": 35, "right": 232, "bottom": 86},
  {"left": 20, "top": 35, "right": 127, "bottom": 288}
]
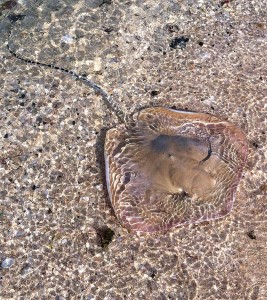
[{"left": 0, "top": 0, "right": 266, "bottom": 299}]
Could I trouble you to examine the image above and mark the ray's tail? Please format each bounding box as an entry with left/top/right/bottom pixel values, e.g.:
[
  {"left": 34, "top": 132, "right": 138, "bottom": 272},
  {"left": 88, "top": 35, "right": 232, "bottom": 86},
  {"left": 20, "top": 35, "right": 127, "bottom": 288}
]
[{"left": 7, "top": 44, "right": 125, "bottom": 123}]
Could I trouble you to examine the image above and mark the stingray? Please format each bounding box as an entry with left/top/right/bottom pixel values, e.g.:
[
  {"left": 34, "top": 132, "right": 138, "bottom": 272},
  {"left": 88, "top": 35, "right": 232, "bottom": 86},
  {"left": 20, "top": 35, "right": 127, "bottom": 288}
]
[{"left": 7, "top": 45, "right": 248, "bottom": 233}]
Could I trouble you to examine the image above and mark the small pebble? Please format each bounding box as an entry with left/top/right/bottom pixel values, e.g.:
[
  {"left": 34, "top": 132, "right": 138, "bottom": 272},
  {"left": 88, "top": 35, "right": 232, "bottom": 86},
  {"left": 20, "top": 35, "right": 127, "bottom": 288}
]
[
  {"left": 61, "top": 35, "right": 74, "bottom": 44},
  {"left": 1, "top": 257, "right": 15, "bottom": 269},
  {"left": 94, "top": 57, "right": 102, "bottom": 72}
]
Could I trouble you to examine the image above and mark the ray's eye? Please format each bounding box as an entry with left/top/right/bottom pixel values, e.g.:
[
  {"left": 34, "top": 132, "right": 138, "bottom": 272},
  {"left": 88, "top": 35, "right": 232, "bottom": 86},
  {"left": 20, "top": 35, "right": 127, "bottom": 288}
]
[{"left": 123, "top": 172, "right": 131, "bottom": 184}]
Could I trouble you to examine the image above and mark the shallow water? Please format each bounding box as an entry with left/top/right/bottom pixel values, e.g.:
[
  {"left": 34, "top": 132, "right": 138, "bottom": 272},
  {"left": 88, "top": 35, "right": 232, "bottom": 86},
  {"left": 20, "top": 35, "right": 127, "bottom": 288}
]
[{"left": 0, "top": 0, "right": 266, "bottom": 299}]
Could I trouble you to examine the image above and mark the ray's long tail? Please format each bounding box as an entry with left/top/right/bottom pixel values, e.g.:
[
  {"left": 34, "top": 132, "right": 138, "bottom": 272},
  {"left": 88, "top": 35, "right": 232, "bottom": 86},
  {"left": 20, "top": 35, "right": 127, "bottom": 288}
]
[{"left": 7, "top": 44, "right": 125, "bottom": 123}]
